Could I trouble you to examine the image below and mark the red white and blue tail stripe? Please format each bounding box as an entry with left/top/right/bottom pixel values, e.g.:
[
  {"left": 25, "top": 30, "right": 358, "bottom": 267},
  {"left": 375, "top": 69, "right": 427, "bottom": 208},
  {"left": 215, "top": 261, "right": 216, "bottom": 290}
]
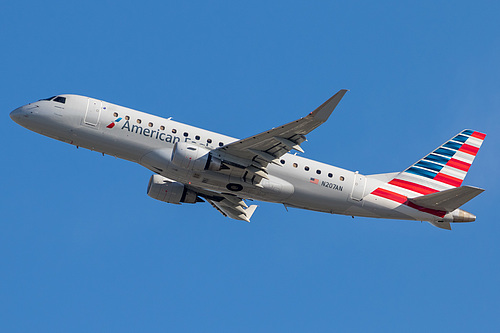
[
  {"left": 368, "top": 130, "right": 486, "bottom": 220},
  {"left": 391, "top": 129, "right": 485, "bottom": 193}
]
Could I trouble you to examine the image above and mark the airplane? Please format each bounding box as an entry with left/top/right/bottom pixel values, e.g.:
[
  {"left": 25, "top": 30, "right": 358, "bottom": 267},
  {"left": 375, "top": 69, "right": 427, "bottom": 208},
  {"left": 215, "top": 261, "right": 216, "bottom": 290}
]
[{"left": 10, "top": 90, "right": 486, "bottom": 230}]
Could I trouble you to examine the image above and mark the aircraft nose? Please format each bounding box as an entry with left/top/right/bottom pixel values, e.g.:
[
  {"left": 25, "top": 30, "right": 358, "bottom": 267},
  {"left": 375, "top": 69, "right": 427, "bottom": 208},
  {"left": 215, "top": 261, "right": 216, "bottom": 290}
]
[{"left": 10, "top": 106, "right": 25, "bottom": 124}]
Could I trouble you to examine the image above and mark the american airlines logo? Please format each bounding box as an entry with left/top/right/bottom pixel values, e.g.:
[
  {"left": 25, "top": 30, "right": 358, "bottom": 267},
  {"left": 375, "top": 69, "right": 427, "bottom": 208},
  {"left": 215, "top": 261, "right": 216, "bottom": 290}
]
[
  {"left": 108, "top": 119, "right": 185, "bottom": 144},
  {"left": 106, "top": 117, "right": 122, "bottom": 128}
]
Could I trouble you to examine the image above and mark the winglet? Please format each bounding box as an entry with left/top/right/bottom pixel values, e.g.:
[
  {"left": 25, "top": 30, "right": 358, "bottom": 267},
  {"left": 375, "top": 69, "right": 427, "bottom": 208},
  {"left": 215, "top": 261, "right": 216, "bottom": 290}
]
[{"left": 310, "top": 89, "right": 348, "bottom": 122}]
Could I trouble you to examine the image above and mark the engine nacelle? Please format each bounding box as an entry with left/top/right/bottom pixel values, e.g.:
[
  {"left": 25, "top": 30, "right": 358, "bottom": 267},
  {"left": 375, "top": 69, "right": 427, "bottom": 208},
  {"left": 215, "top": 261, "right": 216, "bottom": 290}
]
[
  {"left": 147, "top": 174, "right": 200, "bottom": 204},
  {"left": 170, "top": 142, "right": 222, "bottom": 172}
]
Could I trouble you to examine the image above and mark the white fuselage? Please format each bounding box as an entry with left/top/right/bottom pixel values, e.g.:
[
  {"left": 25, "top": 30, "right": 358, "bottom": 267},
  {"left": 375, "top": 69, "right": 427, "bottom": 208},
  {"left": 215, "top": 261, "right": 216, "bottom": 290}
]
[{"left": 10, "top": 94, "right": 460, "bottom": 223}]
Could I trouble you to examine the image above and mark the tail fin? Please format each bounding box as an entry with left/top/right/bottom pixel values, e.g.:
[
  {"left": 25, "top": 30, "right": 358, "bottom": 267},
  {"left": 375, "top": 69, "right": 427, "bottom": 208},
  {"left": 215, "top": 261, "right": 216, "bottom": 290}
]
[
  {"left": 366, "top": 130, "right": 485, "bottom": 229},
  {"left": 389, "top": 130, "right": 486, "bottom": 193}
]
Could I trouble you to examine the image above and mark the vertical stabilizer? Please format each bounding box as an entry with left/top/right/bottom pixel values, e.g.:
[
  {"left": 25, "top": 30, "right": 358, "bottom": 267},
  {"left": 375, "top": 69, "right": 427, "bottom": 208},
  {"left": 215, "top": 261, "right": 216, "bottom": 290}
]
[
  {"left": 367, "top": 130, "right": 486, "bottom": 226},
  {"left": 389, "top": 130, "right": 486, "bottom": 194}
]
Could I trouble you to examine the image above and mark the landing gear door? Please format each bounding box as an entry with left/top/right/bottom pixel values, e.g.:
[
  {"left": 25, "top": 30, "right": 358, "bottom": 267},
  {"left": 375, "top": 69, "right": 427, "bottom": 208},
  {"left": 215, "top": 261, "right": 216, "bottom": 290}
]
[
  {"left": 351, "top": 173, "right": 367, "bottom": 201},
  {"left": 84, "top": 99, "right": 101, "bottom": 126}
]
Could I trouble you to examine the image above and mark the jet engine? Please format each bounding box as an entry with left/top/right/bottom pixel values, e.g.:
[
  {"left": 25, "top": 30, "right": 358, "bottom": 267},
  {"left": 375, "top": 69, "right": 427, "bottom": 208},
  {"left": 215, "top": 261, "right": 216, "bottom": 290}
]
[
  {"left": 147, "top": 174, "right": 202, "bottom": 204},
  {"left": 170, "top": 142, "right": 222, "bottom": 172}
]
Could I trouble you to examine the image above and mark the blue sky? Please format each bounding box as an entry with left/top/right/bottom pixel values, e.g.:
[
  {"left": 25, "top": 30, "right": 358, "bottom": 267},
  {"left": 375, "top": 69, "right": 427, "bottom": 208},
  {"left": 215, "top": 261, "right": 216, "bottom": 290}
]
[{"left": 2, "top": 1, "right": 500, "bottom": 331}]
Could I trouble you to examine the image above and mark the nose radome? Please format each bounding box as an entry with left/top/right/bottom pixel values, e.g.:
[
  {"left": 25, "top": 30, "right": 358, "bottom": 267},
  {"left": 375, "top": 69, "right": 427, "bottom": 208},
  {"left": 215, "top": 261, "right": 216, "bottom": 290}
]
[{"left": 10, "top": 107, "right": 24, "bottom": 124}]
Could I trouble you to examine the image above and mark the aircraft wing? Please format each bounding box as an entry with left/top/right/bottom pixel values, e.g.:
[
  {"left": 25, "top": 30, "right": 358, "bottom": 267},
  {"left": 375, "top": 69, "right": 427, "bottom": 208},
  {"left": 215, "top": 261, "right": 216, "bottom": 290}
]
[
  {"left": 215, "top": 90, "right": 348, "bottom": 170},
  {"left": 185, "top": 184, "right": 258, "bottom": 222}
]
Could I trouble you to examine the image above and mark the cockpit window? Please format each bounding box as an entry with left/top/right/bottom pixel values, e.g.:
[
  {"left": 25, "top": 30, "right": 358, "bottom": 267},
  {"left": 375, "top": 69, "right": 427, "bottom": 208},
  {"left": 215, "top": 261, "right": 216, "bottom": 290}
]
[
  {"left": 40, "top": 96, "right": 56, "bottom": 101},
  {"left": 53, "top": 96, "right": 66, "bottom": 104}
]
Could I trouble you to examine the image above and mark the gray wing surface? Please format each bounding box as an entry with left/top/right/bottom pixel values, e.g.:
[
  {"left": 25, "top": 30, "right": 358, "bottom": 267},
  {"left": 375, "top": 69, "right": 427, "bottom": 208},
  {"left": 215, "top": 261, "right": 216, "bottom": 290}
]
[{"left": 214, "top": 89, "right": 348, "bottom": 168}]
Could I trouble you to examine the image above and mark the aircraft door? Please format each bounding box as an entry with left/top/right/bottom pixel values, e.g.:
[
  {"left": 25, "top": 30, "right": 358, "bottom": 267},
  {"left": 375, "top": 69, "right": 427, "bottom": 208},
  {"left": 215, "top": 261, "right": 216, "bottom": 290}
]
[
  {"left": 84, "top": 99, "right": 101, "bottom": 126},
  {"left": 351, "top": 173, "right": 367, "bottom": 201}
]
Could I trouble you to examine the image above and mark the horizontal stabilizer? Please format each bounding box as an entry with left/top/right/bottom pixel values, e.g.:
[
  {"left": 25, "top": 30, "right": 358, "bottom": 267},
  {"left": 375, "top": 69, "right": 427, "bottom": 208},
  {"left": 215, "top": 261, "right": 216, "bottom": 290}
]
[{"left": 409, "top": 186, "right": 484, "bottom": 212}]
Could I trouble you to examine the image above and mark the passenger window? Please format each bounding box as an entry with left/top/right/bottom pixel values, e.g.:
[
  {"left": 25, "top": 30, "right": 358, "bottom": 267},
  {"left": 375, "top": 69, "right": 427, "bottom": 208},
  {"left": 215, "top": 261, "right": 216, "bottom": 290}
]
[
  {"left": 340, "top": 176, "right": 345, "bottom": 181},
  {"left": 148, "top": 122, "right": 153, "bottom": 127},
  {"left": 304, "top": 166, "right": 310, "bottom": 171},
  {"left": 125, "top": 116, "right": 130, "bottom": 120},
  {"left": 160, "top": 125, "right": 165, "bottom": 130},
  {"left": 113, "top": 112, "right": 118, "bottom": 117},
  {"left": 183, "top": 132, "right": 188, "bottom": 137},
  {"left": 316, "top": 170, "right": 321, "bottom": 174},
  {"left": 172, "top": 129, "right": 177, "bottom": 134},
  {"left": 219, "top": 142, "right": 224, "bottom": 147},
  {"left": 207, "top": 138, "right": 212, "bottom": 143},
  {"left": 280, "top": 159, "right": 285, "bottom": 164},
  {"left": 328, "top": 173, "right": 333, "bottom": 178},
  {"left": 54, "top": 96, "right": 66, "bottom": 104},
  {"left": 195, "top": 135, "right": 200, "bottom": 140},
  {"left": 137, "top": 119, "right": 141, "bottom": 124},
  {"left": 293, "top": 163, "right": 298, "bottom": 168}
]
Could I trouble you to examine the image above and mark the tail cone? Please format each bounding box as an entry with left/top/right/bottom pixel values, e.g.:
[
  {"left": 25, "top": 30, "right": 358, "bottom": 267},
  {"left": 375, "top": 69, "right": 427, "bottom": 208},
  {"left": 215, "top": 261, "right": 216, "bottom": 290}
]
[{"left": 452, "top": 209, "right": 476, "bottom": 222}]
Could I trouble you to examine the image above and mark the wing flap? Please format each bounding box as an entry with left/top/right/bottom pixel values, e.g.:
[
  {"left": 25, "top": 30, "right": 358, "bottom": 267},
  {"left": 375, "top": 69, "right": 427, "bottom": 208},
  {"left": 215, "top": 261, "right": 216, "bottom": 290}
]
[
  {"left": 409, "top": 186, "right": 484, "bottom": 212},
  {"left": 185, "top": 184, "right": 258, "bottom": 222},
  {"left": 209, "top": 200, "right": 258, "bottom": 222}
]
